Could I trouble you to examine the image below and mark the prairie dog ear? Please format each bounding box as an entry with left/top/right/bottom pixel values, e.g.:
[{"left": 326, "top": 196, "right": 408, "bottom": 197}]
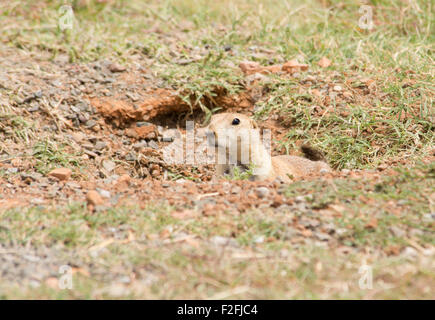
[{"left": 251, "top": 119, "right": 258, "bottom": 129}]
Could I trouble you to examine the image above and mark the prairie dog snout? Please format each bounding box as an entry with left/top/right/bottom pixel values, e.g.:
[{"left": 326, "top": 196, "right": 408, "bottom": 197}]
[
  {"left": 206, "top": 113, "right": 331, "bottom": 182},
  {"left": 206, "top": 113, "right": 271, "bottom": 179},
  {"left": 206, "top": 114, "right": 257, "bottom": 147}
]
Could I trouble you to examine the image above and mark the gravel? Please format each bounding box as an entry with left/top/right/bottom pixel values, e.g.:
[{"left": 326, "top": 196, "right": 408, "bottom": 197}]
[{"left": 255, "top": 187, "right": 269, "bottom": 198}]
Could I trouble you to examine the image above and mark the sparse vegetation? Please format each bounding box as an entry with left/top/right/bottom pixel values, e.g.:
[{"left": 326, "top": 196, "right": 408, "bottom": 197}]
[{"left": 0, "top": 0, "right": 433, "bottom": 299}]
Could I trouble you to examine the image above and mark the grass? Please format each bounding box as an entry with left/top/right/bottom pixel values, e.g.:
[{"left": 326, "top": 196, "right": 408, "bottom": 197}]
[
  {"left": 224, "top": 164, "right": 255, "bottom": 180},
  {"left": 0, "top": 161, "right": 433, "bottom": 298},
  {"left": 32, "top": 139, "right": 82, "bottom": 174},
  {"left": 0, "top": 0, "right": 434, "bottom": 299},
  {"left": 284, "top": 161, "right": 434, "bottom": 247},
  {"left": 1, "top": 0, "right": 434, "bottom": 168},
  {"left": 0, "top": 113, "right": 36, "bottom": 145}
]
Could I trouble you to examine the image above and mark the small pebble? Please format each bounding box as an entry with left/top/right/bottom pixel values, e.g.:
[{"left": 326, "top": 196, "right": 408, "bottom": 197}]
[
  {"left": 136, "top": 121, "right": 153, "bottom": 127},
  {"left": 85, "top": 120, "right": 97, "bottom": 128},
  {"left": 94, "top": 141, "right": 107, "bottom": 150},
  {"left": 97, "top": 189, "right": 111, "bottom": 198},
  {"left": 102, "top": 160, "right": 116, "bottom": 172},
  {"left": 148, "top": 140, "right": 159, "bottom": 149},
  {"left": 7, "top": 168, "right": 18, "bottom": 174},
  {"left": 125, "top": 152, "right": 137, "bottom": 161},
  {"left": 133, "top": 141, "right": 147, "bottom": 149},
  {"left": 295, "top": 196, "right": 305, "bottom": 203},
  {"left": 255, "top": 187, "right": 269, "bottom": 199}
]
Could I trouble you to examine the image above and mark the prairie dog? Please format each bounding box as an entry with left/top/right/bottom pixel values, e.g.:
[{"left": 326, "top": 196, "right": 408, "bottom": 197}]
[{"left": 206, "top": 113, "right": 331, "bottom": 182}]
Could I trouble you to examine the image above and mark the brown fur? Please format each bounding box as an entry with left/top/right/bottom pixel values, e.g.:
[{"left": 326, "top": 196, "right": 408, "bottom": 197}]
[
  {"left": 300, "top": 144, "right": 326, "bottom": 162},
  {"left": 206, "top": 113, "right": 331, "bottom": 182}
]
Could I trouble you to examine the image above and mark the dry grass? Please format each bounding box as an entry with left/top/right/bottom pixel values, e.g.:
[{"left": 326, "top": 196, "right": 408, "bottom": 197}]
[{"left": 0, "top": 0, "right": 433, "bottom": 299}]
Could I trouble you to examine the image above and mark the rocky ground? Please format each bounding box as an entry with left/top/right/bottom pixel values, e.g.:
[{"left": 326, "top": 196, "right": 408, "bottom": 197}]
[{"left": 0, "top": 0, "right": 433, "bottom": 299}]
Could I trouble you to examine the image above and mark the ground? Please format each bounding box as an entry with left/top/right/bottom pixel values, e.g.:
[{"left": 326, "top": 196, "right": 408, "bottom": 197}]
[{"left": 0, "top": 0, "right": 434, "bottom": 299}]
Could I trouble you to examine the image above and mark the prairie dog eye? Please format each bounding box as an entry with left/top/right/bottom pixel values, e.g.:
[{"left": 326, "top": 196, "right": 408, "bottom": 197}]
[{"left": 232, "top": 118, "right": 240, "bottom": 125}]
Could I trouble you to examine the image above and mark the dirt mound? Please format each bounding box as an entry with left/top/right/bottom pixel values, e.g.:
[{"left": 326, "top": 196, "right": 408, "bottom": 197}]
[
  {"left": 90, "top": 89, "right": 186, "bottom": 126},
  {"left": 90, "top": 88, "right": 254, "bottom": 126}
]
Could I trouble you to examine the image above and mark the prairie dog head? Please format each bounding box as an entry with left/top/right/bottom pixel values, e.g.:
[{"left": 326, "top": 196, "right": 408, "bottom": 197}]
[{"left": 206, "top": 113, "right": 260, "bottom": 165}]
